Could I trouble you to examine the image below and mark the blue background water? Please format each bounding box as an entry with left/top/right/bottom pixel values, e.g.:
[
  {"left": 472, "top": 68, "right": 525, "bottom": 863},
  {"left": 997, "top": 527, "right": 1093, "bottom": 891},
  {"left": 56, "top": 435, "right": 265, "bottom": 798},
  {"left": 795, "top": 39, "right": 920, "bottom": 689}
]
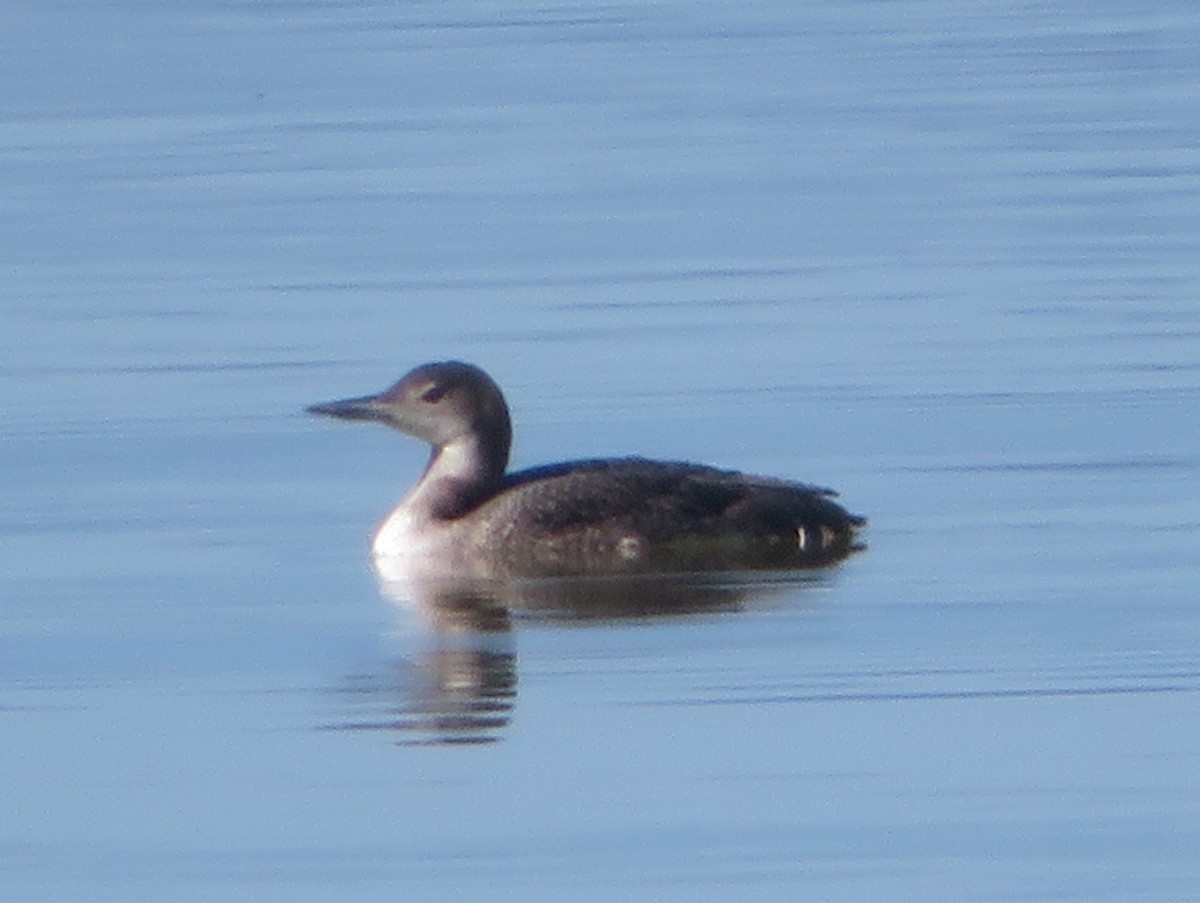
[{"left": 3, "top": 2, "right": 1199, "bottom": 900}]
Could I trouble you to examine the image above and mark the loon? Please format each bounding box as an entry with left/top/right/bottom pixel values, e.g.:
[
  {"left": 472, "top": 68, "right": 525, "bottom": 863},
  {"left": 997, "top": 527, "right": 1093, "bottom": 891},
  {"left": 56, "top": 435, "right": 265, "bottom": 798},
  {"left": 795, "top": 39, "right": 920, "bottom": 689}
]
[{"left": 308, "top": 361, "right": 865, "bottom": 578}]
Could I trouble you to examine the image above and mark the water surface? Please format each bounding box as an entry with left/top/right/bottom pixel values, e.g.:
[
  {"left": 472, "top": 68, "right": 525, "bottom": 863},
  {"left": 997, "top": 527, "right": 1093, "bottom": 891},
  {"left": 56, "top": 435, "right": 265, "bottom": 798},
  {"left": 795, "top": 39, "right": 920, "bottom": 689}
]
[{"left": 3, "top": 1, "right": 1200, "bottom": 900}]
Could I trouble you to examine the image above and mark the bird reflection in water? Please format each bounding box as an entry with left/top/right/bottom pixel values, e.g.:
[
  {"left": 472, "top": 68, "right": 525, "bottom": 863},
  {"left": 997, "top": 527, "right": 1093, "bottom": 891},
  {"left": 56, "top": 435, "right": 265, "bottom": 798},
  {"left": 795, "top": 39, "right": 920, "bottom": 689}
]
[
  {"left": 325, "top": 568, "right": 841, "bottom": 747},
  {"left": 326, "top": 586, "right": 516, "bottom": 747}
]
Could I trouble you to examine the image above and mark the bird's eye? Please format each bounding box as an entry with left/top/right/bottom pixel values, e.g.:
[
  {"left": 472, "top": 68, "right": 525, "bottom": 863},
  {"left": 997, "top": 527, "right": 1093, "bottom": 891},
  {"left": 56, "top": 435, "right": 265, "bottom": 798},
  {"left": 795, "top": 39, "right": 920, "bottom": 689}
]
[{"left": 419, "top": 383, "right": 448, "bottom": 404}]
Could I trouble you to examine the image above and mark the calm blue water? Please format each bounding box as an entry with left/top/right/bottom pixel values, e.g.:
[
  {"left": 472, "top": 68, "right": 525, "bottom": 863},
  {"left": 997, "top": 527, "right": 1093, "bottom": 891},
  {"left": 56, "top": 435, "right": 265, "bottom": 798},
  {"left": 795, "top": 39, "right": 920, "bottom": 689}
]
[{"left": 4, "top": 2, "right": 1200, "bottom": 900}]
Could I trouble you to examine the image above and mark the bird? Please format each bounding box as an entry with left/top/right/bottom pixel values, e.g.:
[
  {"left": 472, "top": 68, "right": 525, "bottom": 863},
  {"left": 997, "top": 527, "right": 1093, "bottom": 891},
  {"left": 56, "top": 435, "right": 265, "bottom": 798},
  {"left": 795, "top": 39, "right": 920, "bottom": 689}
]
[{"left": 308, "top": 361, "right": 865, "bottom": 579}]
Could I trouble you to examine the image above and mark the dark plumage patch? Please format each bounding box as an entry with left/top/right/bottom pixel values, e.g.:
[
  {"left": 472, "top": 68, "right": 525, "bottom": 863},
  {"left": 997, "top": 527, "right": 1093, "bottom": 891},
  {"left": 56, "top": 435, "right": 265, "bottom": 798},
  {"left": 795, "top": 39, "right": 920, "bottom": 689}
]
[{"left": 489, "top": 457, "right": 862, "bottom": 566}]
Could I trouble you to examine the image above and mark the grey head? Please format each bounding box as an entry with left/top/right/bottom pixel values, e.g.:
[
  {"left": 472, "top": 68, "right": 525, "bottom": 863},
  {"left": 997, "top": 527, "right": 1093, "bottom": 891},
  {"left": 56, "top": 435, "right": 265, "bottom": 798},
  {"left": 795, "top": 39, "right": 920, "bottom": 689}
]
[{"left": 307, "top": 361, "right": 514, "bottom": 483}]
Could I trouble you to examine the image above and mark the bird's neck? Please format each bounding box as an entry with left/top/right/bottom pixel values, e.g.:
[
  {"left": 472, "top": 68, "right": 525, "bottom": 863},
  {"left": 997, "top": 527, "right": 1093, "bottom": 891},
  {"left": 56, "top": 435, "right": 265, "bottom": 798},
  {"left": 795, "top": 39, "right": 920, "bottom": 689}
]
[{"left": 409, "top": 434, "right": 507, "bottom": 520}]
